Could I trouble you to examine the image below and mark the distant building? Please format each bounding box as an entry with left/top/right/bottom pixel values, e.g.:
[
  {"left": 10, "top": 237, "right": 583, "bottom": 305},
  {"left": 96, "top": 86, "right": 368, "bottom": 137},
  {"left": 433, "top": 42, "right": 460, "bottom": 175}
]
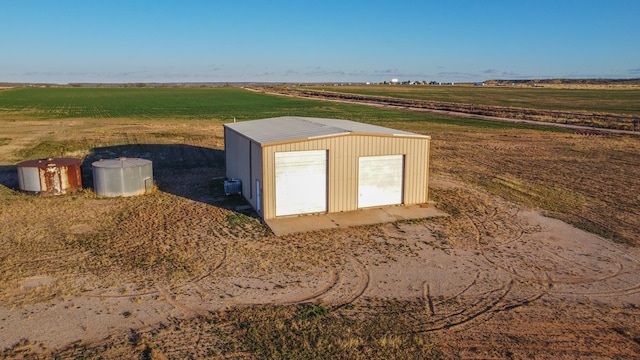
[{"left": 391, "top": 78, "right": 399, "bottom": 84}]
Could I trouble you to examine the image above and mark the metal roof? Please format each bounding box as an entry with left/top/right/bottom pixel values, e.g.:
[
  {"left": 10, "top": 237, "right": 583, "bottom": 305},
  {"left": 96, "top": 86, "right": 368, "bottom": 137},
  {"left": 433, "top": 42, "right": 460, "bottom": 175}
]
[
  {"left": 224, "top": 116, "right": 428, "bottom": 145},
  {"left": 17, "top": 157, "right": 82, "bottom": 168},
  {"left": 92, "top": 157, "right": 152, "bottom": 168}
]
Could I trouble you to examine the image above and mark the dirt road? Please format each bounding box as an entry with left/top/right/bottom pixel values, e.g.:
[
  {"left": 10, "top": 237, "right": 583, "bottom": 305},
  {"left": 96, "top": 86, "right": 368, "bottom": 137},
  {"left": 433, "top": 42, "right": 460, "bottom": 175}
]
[{"left": 246, "top": 86, "right": 640, "bottom": 135}]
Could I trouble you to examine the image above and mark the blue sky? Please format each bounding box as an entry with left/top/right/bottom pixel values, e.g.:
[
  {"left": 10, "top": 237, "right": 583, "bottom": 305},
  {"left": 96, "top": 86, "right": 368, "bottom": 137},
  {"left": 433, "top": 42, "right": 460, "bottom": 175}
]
[{"left": 1, "top": 0, "right": 639, "bottom": 84}]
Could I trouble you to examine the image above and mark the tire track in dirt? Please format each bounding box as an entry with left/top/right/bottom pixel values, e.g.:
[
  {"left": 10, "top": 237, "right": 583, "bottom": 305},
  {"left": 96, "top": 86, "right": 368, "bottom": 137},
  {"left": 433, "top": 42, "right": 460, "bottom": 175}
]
[
  {"left": 272, "top": 268, "right": 339, "bottom": 305},
  {"left": 0, "top": 250, "right": 91, "bottom": 280},
  {"left": 554, "top": 283, "right": 640, "bottom": 298},
  {"left": 159, "top": 237, "right": 344, "bottom": 307},
  {"left": 423, "top": 282, "right": 436, "bottom": 316},
  {"left": 440, "top": 272, "right": 481, "bottom": 302},
  {"left": 84, "top": 247, "right": 228, "bottom": 299},
  {"left": 155, "top": 285, "right": 211, "bottom": 319},
  {"left": 437, "top": 301, "right": 640, "bottom": 358},
  {"left": 543, "top": 245, "right": 640, "bottom": 298},
  {"left": 544, "top": 248, "right": 623, "bottom": 274},
  {"left": 294, "top": 255, "right": 370, "bottom": 309},
  {"left": 262, "top": 254, "right": 370, "bottom": 308},
  {"left": 465, "top": 190, "right": 640, "bottom": 302},
  {"left": 462, "top": 204, "right": 553, "bottom": 288},
  {"left": 431, "top": 180, "right": 640, "bottom": 310},
  {"left": 408, "top": 205, "right": 550, "bottom": 334},
  {"left": 476, "top": 223, "right": 640, "bottom": 301},
  {"left": 389, "top": 183, "right": 552, "bottom": 333},
  {"left": 177, "top": 246, "right": 228, "bottom": 288},
  {"left": 412, "top": 279, "right": 516, "bottom": 332}
]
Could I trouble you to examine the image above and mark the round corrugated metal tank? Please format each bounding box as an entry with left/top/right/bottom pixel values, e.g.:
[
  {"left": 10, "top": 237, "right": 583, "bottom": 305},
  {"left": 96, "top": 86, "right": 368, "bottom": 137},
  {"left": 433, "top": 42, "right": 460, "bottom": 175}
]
[
  {"left": 92, "top": 157, "right": 153, "bottom": 197},
  {"left": 16, "top": 158, "right": 83, "bottom": 195}
]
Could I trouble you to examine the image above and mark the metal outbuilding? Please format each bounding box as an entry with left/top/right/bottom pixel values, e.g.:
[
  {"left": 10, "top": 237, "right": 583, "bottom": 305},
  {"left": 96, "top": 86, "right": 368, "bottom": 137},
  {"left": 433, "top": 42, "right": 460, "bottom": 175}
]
[{"left": 224, "top": 116, "right": 430, "bottom": 220}]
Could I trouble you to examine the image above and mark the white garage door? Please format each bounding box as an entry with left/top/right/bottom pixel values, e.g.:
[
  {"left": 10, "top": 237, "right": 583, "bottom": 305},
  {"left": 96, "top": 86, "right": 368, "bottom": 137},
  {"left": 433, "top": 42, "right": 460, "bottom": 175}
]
[
  {"left": 358, "top": 155, "right": 404, "bottom": 208},
  {"left": 275, "top": 150, "right": 327, "bottom": 216}
]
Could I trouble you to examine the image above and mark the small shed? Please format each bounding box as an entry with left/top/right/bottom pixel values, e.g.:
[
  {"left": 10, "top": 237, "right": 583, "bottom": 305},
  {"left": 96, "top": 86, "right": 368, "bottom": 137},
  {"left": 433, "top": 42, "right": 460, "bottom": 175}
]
[{"left": 224, "top": 116, "right": 430, "bottom": 220}]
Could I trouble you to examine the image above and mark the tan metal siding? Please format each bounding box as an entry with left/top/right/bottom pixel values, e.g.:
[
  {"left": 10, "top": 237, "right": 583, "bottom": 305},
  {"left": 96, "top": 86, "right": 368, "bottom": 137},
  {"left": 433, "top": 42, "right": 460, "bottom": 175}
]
[
  {"left": 403, "top": 139, "right": 429, "bottom": 205},
  {"left": 261, "top": 134, "right": 429, "bottom": 220}
]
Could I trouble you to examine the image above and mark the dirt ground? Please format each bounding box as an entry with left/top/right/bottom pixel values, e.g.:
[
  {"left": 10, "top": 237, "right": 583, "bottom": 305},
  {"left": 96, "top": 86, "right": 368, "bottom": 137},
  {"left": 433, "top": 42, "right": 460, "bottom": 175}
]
[{"left": 0, "top": 118, "right": 639, "bottom": 358}]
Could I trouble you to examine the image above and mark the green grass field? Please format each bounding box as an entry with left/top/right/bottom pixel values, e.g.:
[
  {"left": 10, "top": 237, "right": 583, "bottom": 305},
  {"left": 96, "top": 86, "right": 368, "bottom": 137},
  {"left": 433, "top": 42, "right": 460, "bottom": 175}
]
[
  {"left": 0, "top": 86, "right": 410, "bottom": 121},
  {"left": 0, "top": 87, "right": 316, "bottom": 120},
  {"left": 303, "top": 84, "right": 640, "bottom": 116},
  {"left": 0, "top": 86, "right": 565, "bottom": 132}
]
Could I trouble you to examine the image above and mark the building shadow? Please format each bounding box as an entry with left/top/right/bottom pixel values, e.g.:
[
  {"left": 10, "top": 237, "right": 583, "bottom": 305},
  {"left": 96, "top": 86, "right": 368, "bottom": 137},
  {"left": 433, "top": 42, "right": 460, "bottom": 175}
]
[
  {"left": 82, "top": 143, "right": 223, "bottom": 196},
  {"left": 0, "top": 165, "right": 18, "bottom": 190},
  {"left": 82, "top": 144, "right": 255, "bottom": 215},
  {"left": 0, "top": 144, "right": 254, "bottom": 216}
]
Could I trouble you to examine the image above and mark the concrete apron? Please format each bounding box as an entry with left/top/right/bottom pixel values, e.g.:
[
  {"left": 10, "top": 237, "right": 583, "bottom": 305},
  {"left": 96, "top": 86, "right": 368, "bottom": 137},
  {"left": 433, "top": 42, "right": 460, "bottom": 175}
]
[{"left": 265, "top": 204, "right": 448, "bottom": 236}]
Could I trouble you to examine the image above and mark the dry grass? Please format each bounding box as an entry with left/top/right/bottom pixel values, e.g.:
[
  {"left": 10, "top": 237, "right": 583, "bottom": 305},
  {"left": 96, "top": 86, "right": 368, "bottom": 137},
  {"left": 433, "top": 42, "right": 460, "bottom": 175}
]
[
  {"left": 1, "top": 99, "right": 640, "bottom": 358},
  {"left": 429, "top": 129, "right": 640, "bottom": 245},
  {"left": 8, "top": 299, "right": 636, "bottom": 359}
]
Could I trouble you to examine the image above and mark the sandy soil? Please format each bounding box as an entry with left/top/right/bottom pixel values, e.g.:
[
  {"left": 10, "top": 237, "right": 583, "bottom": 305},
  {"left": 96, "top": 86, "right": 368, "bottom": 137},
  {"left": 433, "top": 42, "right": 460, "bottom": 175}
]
[{"left": 1, "top": 175, "right": 639, "bottom": 357}]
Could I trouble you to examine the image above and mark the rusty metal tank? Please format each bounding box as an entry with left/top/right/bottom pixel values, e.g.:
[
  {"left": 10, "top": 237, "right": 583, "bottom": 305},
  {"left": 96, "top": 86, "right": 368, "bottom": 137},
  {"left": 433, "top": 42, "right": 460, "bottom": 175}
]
[
  {"left": 92, "top": 157, "right": 153, "bottom": 197},
  {"left": 16, "top": 157, "right": 83, "bottom": 195}
]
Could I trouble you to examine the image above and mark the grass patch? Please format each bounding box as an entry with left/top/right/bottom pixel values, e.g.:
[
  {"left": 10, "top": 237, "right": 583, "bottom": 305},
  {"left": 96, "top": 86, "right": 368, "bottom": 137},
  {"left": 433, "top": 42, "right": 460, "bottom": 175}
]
[
  {"left": 484, "top": 175, "right": 588, "bottom": 214},
  {"left": 16, "top": 139, "right": 95, "bottom": 159},
  {"left": 478, "top": 173, "right": 626, "bottom": 243},
  {"left": 226, "top": 212, "right": 253, "bottom": 228},
  {"left": 234, "top": 304, "right": 444, "bottom": 359},
  {"left": 148, "top": 131, "right": 210, "bottom": 141},
  {"left": 295, "top": 303, "right": 330, "bottom": 320}
]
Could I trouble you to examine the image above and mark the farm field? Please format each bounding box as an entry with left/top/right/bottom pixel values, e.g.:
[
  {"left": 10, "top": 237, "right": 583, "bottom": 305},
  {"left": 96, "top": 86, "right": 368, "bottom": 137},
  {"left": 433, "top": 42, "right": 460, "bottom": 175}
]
[
  {"left": 302, "top": 84, "right": 640, "bottom": 115},
  {"left": 0, "top": 86, "right": 639, "bottom": 358},
  {"left": 270, "top": 84, "right": 640, "bottom": 132}
]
